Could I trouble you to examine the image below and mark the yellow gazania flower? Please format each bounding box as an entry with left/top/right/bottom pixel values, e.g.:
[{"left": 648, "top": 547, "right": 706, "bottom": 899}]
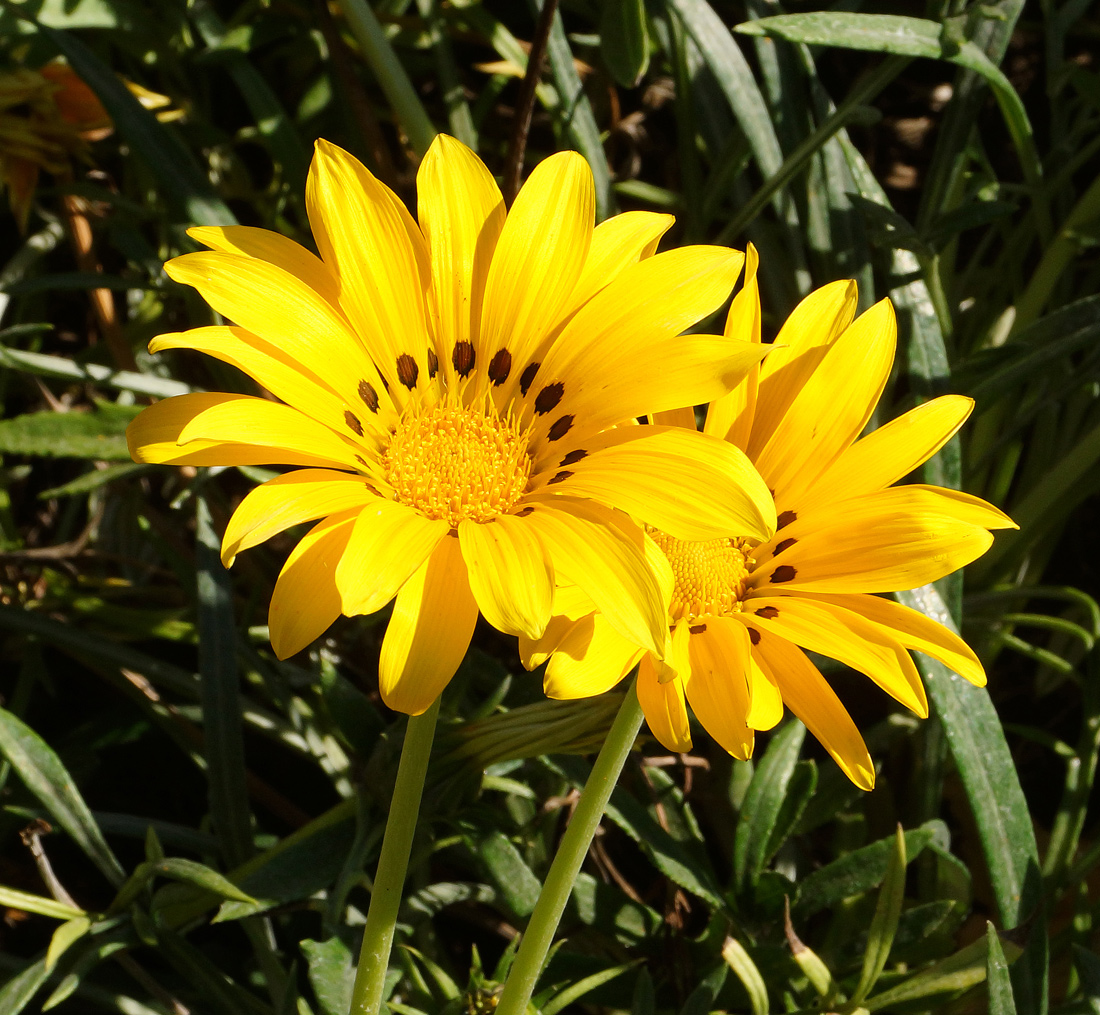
[
  {"left": 0, "top": 59, "right": 174, "bottom": 230},
  {"left": 523, "top": 247, "right": 1016, "bottom": 789},
  {"left": 127, "top": 136, "right": 776, "bottom": 715}
]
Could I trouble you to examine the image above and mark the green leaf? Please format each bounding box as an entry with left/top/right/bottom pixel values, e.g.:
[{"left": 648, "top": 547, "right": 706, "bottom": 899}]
[
  {"left": 479, "top": 831, "right": 541, "bottom": 918},
  {"left": 0, "top": 707, "right": 125, "bottom": 886},
  {"left": 720, "top": 937, "right": 768, "bottom": 1015},
  {"left": 542, "top": 960, "right": 639, "bottom": 1015},
  {"left": 0, "top": 407, "right": 139, "bottom": 460},
  {"left": 33, "top": 24, "right": 236, "bottom": 226},
  {"left": 38, "top": 463, "right": 151, "bottom": 500},
  {"left": 795, "top": 821, "right": 943, "bottom": 918},
  {"left": 732, "top": 720, "right": 805, "bottom": 893},
  {"left": 2, "top": 272, "right": 152, "bottom": 295},
  {"left": 988, "top": 922, "right": 1018, "bottom": 1015},
  {"left": 864, "top": 935, "right": 994, "bottom": 1011},
  {"left": 632, "top": 967, "right": 655, "bottom": 1015},
  {"left": 45, "top": 916, "right": 92, "bottom": 971},
  {"left": 0, "top": 957, "right": 52, "bottom": 1015},
  {"left": 0, "top": 884, "right": 86, "bottom": 921},
  {"left": 302, "top": 937, "right": 354, "bottom": 1015},
  {"left": 897, "top": 584, "right": 1042, "bottom": 930},
  {"left": 852, "top": 825, "right": 907, "bottom": 1003},
  {"left": 0, "top": 345, "right": 192, "bottom": 398},
  {"left": 601, "top": 0, "right": 650, "bottom": 87},
  {"left": 1072, "top": 943, "right": 1100, "bottom": 1008}
]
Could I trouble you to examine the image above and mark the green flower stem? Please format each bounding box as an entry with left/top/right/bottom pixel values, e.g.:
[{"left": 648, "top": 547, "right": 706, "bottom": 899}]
[
  {"left": 349, "top": 696, "right": 441, "bottom": 1015},
  {"left": 495, "top": 680, "right": 645, "bottom": 1015}
]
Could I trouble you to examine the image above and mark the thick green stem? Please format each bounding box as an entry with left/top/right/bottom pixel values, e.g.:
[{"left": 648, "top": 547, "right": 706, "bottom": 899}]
[
  {"left": 495, "top": 681, "right": 645, "bottom": 1015},
  {"left": 349, "top": 697, "right": 440, "bottom": 1015}
]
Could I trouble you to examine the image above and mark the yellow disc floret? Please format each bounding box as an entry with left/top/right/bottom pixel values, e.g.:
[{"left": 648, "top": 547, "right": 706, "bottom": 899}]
[
  {"left": 648, "top": 529, "right": 754, "bottom": 622},
  {"left": 383, "top": 403, "right": 532, "bottom": 526}
]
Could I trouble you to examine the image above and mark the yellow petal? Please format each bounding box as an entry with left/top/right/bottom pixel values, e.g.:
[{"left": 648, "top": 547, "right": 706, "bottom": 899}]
[
  {"left": 221, "top": 469, "right": 382, "bottom": 567},
  {"left": 542, "top": 611, "right": 641, "bottom": 699},
  {"left": 268, "top": 511, "right": 358, "bottom": 659},
  {"left": 416, "top": 134, "right": 506, "bottom": 388},
  {"left": 306, "top": 139, "right": 432, "bottom": 400},
  {"left": 807, "top": 395, "right": 974, "bottom": 509},
  {"left": 379, "top": 533, "right": 479, "bottom": 715},
  {"left": 706, "top": 243, "right": 761, "bottom": 449},
  {"left": 127, "top": 393, "right": 357, "bottom": 469},
  {"left": 458, "top": 515, "right": 552, "bottom": 639},
  {"left": 536, "top": 425, "right": 776, "bottom": 542},
  {"left": 164, "top": 252, "right": 392, "bottom": 419},
  {"left": 651, "top": 406, "right": 697, "bottom": 429},
  {"left": 334, "top": 501, "right": 448, "bottom": 616},
  {"left": 734, "top": 619, "right": 783, "bottom": 730},
  {"left": 519, "top": 584, "right": 598, "bottom": 670},
  {"left": 749, "top": 279, "right": 858, "bottom": 458},
  {"left": 525, "top": 246, "right": 750, "bottom": 438},
  {"left": 149, "top": 326, "right": 388, "bottom": 439},
  {"left": 480, "top": 151, "right": 594, "bottom": 405},
  {"left": 797, "top": 591, "right": 986, "bottom": 687},
  {"left": 637, "top": 656, "right": 692, "bottom": 752},
  {"left": 186, "top": 225, "right": 341, "bottom": 305},
  {"left": 684, "top": 620, "right": 754, "bottom": 760},
  {"left": 564, "top": 210, "right": 675, "bottom": 315},
  {"left": 523, "top": 497, "right": 667, "bottom": 656},
  {"left": 755, "top": 299, "right": 896, "bottom": 506},
  {"left": 749, "top": 624, "right": 875, "bottom": 790},
  {"left": 175, "top": 394, "right": 364, "bottom": 470},
  {"left": 746, "top": 594, "right": 928, "bottom": 717},
  {"left": 749, "top": 486, "right": 997, "bottom": 593},
  {"left": 900, "top": 486, "right": 1017, "bottom": 529}
]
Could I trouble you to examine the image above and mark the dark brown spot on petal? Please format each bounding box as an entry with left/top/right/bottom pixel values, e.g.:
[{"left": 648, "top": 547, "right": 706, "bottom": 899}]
[
  {"left": 774, "top": 537, "right": 797, "bottom": 555},
  {"left": 358, "top": 380, "right": 379, "bottom": 412},
  {"left": 689, "top": 623, "right": 707, "bottom": 634},
  {"left": 548, "top": 471, "right": 573, "bottom": 485},
  {"left": 488, "top": 348, "right": 512, "bottom": 386},
  {"left": 452, "top": 340, "right": 475, "bottom": 378},
  {"left": 364, "top": 482, "right": 380, "bottom": 496},
  {"left": 354, "top": 454, "right": 369, "bottom": 468},
  {"left": 770, "top": 565, "right": 797, "bottom": 584},
  {"left": 755, "top": 606, "right": 779, "bottom": 620},
  {"left": 447, "top": 528, "right": 459, "bottom": 538},
  {"left": 380, "top": 375, "right": 390, "bottom": 392},
  {"left": 515, "top": 506, "right": 535, "bottom": 517},
  {"left": 777, "top": 509, "right": 797, "bottom": 529},
  {"left": 344, "top": 410, "right": 363, "bottom": 436},
  {"left": 427, "top": 349, "right": 439, "bottom": 378},
  {"left": 560, "top": 449, "right": 588, "bottom": 466},
  {"left": 548, "top": 414, "right": 574, "bottom": 441},
  {"left": 748, "top": 628, "right": 761, "bottom": 646},
  {"left": 396, "top": 353, "right": 419, "bottom": 389},
  {"left": 535, "top": 381, "right": 565, "bottom": 415},
  {"left": 520, "top": 361, "right": 540, "bottom": 396}
]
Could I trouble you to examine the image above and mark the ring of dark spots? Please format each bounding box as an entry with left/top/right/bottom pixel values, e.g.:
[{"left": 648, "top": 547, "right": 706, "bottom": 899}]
[
  {"left": 427, "top": 349, "right": 439, "bottom": 378},
  {"left": 452, "top": 341, "right": 475, "bottom": 377},
  {"left": 548, "top": 414, "right": 574, "bottom": 441},
  {"left": 777, "top": 509, "right": 798, "bottom": 529},
  {"left": 755, "top": 606, "right": 780, "bottom": 620},
  {"left": 358, "top": 380, "right": 379, "bottom": 412},
  {"left": 488, "top": 348, "right": 512, "bottom": 386},
  {"left": 344, "top": 410, "right": 363, "bottom": 436},
  {"left": 774, "top": 537, "right": 797, "bottom": 555},
  {"left": 396, "top": 353, "right": 419, "bottom": 389},
  {"left": 520, "top": 362, "right": 540, "bottom": 396},
  {"left": 515, "top": 506, "right": 535, "bottom": 517},
  {"left": 748, "top": 628, "right": 761, "bottom": 646},
  {"left": 689, "top": 623, "right": 707, "bottom": 635},
  {"left": 769, "top": 564, "right": 797, "bottom": 584},
  {"left": 560, "top": 449, "right": 588, "bottom": 466},
  {"left": 548, "top": 471, "right": 573, "bottom": 485},
  {"left": 535, "top": 382, "right": 565, "bottom": 415}
]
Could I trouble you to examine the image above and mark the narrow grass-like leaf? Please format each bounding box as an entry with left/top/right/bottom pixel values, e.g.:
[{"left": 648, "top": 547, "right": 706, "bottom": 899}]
[
  {"left": 45, "top": 916, "right": 92, "bottom": 971},
  {"left": 852, "top": 825, "right": 907, "bottom": 1003},
  {"left": 864, "top": 935, "right": 997, "bottom": 1011},
  {"left": 0, "top": 884, "right": 86, "bottom": 921},
  {"left": 0, "top": 707, "right": 125, "bottom": 886},
  {"left": 720, "top": 938, "right": 768, "bottom": 1015},
  {"left": 0, "top": 407, "right": 138, "bottom": 460},
  {"left": 987, "top": 922, "right": 1018, "bottom": 1015},
  {"left": 540, "top": 959, "right": 640, "bottom": 1015},
  {"left": 34, "top": 24, "right": 235, "bottom": 226},
  {"left": 0, "top": 957, "right": 52, "bottom": 1015},
  {"left": 0, "top": 345, "right": 193, "bottom": 397},
  {"left": 196, "top": 493, "right": 254, "bottom": 868},
  {"left": 601, "top": 0, "right": 649, "bottom": 87},
  {"left": 732, "top": 719, "right": 805, "bottom": 893}
]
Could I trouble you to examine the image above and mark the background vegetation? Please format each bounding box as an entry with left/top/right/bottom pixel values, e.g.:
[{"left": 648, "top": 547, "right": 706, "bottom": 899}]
[{"left": 0, "top": 0, "right": 1098, "bottom": 1012}]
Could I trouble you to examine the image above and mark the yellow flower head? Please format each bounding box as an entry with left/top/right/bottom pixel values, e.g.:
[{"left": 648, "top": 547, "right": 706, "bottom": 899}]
[
  {"left": 127, "top": 136, "right": 777, "bottom": 715},
  {"left": 524, "top": 246, "right": 1016, "bottom": 789}
]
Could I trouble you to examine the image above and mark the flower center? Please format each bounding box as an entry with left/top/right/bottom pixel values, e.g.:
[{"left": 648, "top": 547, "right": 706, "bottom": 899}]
[
  {"left": 647, "top": 528, "right": 754, "bottom": 622},
  {"left": 383, "top": 403, "right": 532, "bottom": 526}
]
